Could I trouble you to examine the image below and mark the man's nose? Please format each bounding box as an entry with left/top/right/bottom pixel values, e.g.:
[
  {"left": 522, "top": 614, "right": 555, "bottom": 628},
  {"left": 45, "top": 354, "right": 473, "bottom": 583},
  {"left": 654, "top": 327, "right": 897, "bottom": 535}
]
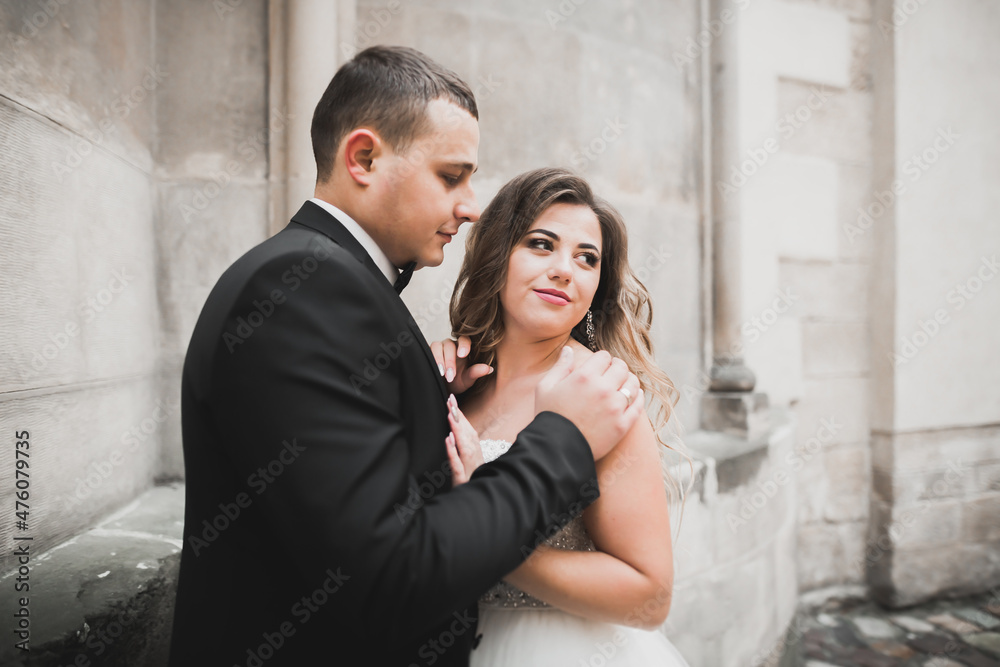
[{"left": 455, "top": 189, "right": 480, "bottom": 223}]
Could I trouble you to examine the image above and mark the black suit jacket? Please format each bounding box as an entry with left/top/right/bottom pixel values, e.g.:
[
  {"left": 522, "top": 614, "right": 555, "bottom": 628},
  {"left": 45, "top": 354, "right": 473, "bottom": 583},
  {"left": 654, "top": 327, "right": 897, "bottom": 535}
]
[{"left": 168, "top": 201, "right": 600, "bottom": 666}]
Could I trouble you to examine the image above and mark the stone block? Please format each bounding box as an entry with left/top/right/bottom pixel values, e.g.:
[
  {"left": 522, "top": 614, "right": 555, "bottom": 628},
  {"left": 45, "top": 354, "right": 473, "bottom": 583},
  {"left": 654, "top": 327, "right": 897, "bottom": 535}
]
[
  {"left": 796, "top": 453, "right": 830, "bottom": 525},
  {"left": 775, "top": 79, "right": 872, "bottom": 164},
  {"left": 777, "top": 0, "right": 872, "bottom": 22},
  {"left": 851, "top": 616, "right": 899, "bottom": 639},
  {"left": 797, "top": 521, "right": 866, "bottom": 590},
  {"left": 964, "top": 632, "right": 1000, "bottom": 660},
  {"left": 871, "top": 543, "right": 1000, "bottom": 608},
  {"left": 822, "top": 445, "right": 871, "bottom": 523},
  {"left": 796, "top": 523, "right": 845, "bottom": 590},
  {"left": 720, "top": 557, "right": 775, "bottom": 666},
  {"left": 154, "top": 181, "right": 269, "bottom": 358},
  {"left": 779, "top": 260, "right": 869, "bottom": 321},
  {"left": 889, "top": 615, "right": 935, "bottom": 634},
  {"left": 836, "top": 160, "right": 876, "bottom": 261},
  {"left": 766, "top": 154, "right": 840, "bottom": 262},
  {"left": 875, "top": 463, "right": 976, "bottom": 506},
  {"left": 0, "top": 379, "right": 163, "bottom": 575},
  {"left": 154, "top": 0, "right": 268, "bottom": 177},
  {"left": 926, "top": 614, "right": 981, "bottom": 636},
  {"left": 974, "top": 463, "right": 1000, "bottom": 495},
  {"left": 745, "top": 315, "right": 804, "bottom": 408},
  {"left": 0, "top": 100, "right": 158, "bottom": 392},
  {"left": 673, "top": 493, "right": 716, "bottom": 580},
  {"left": 0, "top": 0, "right": 156, "bottom": 168},
  {"left": 802, "top": 320, "right": 869, "bottom": 377},
  {"left": 847, "top": 18, "right": 872, "bottom": 92},
  {"left": 712, "top": 478, "right": 773, "bottom": 566},
  {"left": 888, "top": 498, "right": 962, "bottom": 549},
  {"left": 795, "top": 378, "right": 869, "bottom": 447},
  {"left": 962, "top": 494, "right": 1000, "bottom": 543},
  {"left": 772, "top": 1, "right": 852, "bottom": 88},
  {"left": 885, "top": 426, "right": 1000, "bottom": 474},
  {"left": 701, "top": 391, "right": 770, "bottom": 441},
  {"left": 953, "top": 608, "right": 1000, "bottom": 631}
]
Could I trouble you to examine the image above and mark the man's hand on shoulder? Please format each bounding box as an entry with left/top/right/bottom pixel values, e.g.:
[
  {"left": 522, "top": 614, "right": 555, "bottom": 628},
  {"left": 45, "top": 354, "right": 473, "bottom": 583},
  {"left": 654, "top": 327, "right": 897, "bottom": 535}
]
[{"left": 536, "top": 347, "right": 643, "bottom": 461}]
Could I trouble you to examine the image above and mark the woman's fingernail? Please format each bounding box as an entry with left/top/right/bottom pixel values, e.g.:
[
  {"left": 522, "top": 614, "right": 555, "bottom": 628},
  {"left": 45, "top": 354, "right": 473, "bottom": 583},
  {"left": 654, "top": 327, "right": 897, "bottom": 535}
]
[
  {"left": 459, "top": 347, "right": 469, "bottom": 358},
  {"left": 488, "top": 366, "right": 495, "bottom": 374},
  {"left": 438, "top": 363, "right": 445, "bottom": 376},
  {"left": 447, "top": 367, "right": 455, "bottom": 383}
]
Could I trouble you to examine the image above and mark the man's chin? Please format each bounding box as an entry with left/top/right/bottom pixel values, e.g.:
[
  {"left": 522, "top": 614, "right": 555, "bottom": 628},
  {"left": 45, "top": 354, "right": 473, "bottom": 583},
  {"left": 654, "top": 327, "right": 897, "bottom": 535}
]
[{"left": 416, "top": 251, "right": 445, "bottom": 269}]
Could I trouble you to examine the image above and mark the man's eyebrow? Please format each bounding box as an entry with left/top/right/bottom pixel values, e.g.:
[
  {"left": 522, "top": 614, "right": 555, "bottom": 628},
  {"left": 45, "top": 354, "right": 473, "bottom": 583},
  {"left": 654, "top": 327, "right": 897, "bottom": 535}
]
[
  {"left": 526, "top": 228, "right": 601, "bottom": 254},
  {"left": 444, "top": 162, "right": 477, "bottom": 173}
]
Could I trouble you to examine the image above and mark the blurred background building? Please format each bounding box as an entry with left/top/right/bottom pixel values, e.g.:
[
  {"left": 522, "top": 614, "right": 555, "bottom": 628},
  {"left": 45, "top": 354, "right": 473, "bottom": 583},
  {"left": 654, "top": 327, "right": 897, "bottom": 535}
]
[{"left": 0, "top": 0, "right": 997, "bottom": 665}]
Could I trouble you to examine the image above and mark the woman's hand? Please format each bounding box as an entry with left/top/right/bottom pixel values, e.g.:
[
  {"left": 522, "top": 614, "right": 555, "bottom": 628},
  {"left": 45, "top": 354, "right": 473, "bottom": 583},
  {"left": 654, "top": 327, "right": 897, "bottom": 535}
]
[
  {"left": 430, "top": 335, "right": 493, "bottom": 395},
  {"left": 445, "top": 393, "right": 483, "bottom": 486}
]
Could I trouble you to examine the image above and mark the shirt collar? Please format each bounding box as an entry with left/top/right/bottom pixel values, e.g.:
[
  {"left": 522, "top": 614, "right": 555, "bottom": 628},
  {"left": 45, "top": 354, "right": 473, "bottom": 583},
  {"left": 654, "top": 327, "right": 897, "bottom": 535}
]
[{"left": 308, "top": 197, "right": 400, "bottom": 287}]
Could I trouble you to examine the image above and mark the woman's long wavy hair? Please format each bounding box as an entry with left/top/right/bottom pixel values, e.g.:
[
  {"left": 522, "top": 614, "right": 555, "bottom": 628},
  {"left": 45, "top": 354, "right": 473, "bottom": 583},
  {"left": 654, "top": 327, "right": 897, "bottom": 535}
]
[{"left": 450, "top": 168, "right": 693, "bottom": 517}]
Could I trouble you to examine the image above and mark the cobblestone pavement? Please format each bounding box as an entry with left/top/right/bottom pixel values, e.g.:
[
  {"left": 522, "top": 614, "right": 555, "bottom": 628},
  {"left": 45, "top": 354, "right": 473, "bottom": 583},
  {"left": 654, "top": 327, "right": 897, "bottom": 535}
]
[{"left": 794, "top": 589, "right": 1000, "bottom": 666}]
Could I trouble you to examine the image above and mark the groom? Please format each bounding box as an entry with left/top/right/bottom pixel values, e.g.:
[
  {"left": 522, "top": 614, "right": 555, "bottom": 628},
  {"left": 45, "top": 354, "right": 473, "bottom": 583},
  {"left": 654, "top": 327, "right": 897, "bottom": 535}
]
[{"left": 168, "top": 46, "right": 642, "bottom": 666}]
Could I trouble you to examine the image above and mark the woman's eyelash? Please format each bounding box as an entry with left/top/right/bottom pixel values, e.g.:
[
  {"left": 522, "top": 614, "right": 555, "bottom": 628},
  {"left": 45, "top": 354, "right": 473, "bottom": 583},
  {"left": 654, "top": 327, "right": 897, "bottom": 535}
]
[{"left": 528, "top": 239, "right": 599, "bottom": 265}]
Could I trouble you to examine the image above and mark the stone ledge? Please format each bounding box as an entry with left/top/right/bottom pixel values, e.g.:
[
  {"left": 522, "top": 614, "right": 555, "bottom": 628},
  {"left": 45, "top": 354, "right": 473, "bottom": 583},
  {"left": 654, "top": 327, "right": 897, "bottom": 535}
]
[
  {"left": 685, "top": 408, "right": 794, "bottom": 494},
  {"left": 0, "top": 484, "right": 183, "bottom": 667}
]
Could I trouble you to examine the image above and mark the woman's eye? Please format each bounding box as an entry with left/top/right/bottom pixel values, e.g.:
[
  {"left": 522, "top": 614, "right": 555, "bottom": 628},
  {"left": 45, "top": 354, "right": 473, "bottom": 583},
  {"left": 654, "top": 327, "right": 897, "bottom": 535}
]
[
  {"left": 442, "top": 174, "right": 460, "bottom": 186},
  {"left": 529, "top": 238, "right": 552, "bottom": 250},
  {"left": 581, "top": 253, "right": 599, "bottom": 267}
]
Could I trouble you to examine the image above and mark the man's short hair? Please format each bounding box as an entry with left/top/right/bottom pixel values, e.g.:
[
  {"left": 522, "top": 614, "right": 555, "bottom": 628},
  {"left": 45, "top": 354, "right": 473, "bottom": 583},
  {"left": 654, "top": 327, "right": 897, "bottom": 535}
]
[{"left": 311, "top": 45, "right": 479, "bottom": 183}]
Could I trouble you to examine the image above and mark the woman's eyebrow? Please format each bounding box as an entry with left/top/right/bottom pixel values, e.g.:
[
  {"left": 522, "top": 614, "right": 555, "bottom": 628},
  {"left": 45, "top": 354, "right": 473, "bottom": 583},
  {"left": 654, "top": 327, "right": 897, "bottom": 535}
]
[{"left": 526, "top": 228, "right": 601, "bottom": 253}]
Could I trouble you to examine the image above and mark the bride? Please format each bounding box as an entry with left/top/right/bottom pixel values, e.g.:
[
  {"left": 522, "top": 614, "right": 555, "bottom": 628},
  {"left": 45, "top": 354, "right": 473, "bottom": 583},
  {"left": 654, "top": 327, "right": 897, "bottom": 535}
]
[{"left": 431, "top": 168, "right": 692, "bottom": 666}]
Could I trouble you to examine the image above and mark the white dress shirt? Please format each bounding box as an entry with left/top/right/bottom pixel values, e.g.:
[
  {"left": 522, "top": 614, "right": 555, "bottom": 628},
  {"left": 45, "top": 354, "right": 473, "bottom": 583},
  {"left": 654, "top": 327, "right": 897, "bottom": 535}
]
[{"left": 309, "top": 197, "right": 399, "bottom": 287}]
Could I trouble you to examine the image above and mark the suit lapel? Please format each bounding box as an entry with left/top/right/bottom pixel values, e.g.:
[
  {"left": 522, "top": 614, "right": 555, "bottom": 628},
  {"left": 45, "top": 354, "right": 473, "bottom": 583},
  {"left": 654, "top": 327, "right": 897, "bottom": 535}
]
[
  {"left": 288, "top": 201, "right": 449, "bottom": 402},
  {"left": 404, "top": 315, "right": 449, "bottom": 401}
]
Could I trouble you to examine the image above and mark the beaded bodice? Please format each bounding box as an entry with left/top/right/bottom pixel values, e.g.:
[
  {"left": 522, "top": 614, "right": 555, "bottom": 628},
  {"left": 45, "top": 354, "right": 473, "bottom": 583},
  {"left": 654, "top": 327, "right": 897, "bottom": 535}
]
[{"left": 478, "top": 439, "right": 596, "bottom": 609}]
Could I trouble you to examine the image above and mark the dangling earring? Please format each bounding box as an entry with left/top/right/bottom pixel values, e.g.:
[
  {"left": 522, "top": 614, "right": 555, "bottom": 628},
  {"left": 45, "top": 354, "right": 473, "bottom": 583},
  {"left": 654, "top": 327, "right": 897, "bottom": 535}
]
[{"left": 585, "top": 310, "right": 596, "bottom": 350}]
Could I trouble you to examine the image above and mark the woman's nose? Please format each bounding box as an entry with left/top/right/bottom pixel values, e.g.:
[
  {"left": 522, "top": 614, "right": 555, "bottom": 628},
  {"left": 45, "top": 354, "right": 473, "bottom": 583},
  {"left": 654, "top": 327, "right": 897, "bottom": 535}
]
[{"left": 548, "top": 253, "right": 573, "bottom": 282}]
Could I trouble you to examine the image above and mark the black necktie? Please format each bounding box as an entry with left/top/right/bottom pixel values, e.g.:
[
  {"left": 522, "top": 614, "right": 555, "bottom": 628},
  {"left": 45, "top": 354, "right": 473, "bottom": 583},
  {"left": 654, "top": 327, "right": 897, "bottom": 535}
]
[{"left": 394, "top": 261, "right": 416, "bottom": 294}]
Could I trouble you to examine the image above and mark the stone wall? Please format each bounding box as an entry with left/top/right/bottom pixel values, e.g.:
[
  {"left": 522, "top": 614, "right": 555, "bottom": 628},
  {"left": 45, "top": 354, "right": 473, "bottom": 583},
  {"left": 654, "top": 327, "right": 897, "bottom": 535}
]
[
  {"left": 670, "top": 413, "right": 799, "bottom": 666},
  {"left": 0, "top": 0, "right": 270, "bottom": 573},
  {"left": 152, "top": 0, "right": 271, "bottom": 478},
  {"left": 364, "top": 0, "right": 708, "bottom": 431},
  {"left": 0, "top": 0, "right": 161, "bottom": 575},
  {"left": 866, "top": 0, "right": 1000, "bottom": 607},
  {"left": 765, "top": 0, "right": 876, "bottom": 592}
]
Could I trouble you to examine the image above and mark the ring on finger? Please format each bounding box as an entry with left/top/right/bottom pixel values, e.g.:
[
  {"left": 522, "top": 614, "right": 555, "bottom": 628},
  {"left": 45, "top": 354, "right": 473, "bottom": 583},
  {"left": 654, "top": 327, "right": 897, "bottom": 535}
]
[{"left": 619, "top": 387, "right": 632, "bottom": 405}]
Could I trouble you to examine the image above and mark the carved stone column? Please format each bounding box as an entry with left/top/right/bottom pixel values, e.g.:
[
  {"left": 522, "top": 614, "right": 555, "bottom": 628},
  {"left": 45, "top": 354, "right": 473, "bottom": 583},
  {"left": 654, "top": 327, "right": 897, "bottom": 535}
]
[{"left": 701, "top": 0, "right": 768, "bottom": 440}]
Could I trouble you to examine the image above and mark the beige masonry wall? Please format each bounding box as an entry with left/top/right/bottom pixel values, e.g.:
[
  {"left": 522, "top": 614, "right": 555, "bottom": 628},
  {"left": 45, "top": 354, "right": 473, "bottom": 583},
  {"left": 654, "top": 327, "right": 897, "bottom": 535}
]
[
  {"left": 0, "top": 0, "right": 271, "bottom": 573},
  {"left": 0, "top": 0, "right": 161, "bottom": 575},
  {"left": 153, "top": 0, "right": 272, "bottom": 478},
  {"left": 704, "top": 0, "right": 878, "bottom": 592},
  {"left": 867, "top": 0, "right": 1000, "bottom": 606},
  {"left": 369, "top": 0, "right": 708, "bottom": 431}
]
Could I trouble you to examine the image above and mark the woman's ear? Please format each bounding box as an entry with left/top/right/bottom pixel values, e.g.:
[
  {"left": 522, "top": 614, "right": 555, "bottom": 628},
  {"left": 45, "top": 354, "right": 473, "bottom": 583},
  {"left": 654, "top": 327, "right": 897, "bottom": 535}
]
[{"left": 342, "top": 129, "right": 381, "bottom": 186}]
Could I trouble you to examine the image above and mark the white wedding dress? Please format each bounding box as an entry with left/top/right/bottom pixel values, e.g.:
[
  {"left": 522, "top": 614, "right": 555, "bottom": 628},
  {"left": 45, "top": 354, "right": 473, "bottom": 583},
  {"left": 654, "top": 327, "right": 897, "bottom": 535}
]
[{"left": 470, "top": 439, "right": 691, "bottom": 667}]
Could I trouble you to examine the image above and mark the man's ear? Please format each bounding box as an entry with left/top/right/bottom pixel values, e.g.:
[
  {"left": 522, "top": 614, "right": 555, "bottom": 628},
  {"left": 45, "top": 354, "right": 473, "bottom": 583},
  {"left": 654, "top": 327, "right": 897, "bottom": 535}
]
[{"left": 342, "top": 129, "right": 382, "bottom": 186}]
